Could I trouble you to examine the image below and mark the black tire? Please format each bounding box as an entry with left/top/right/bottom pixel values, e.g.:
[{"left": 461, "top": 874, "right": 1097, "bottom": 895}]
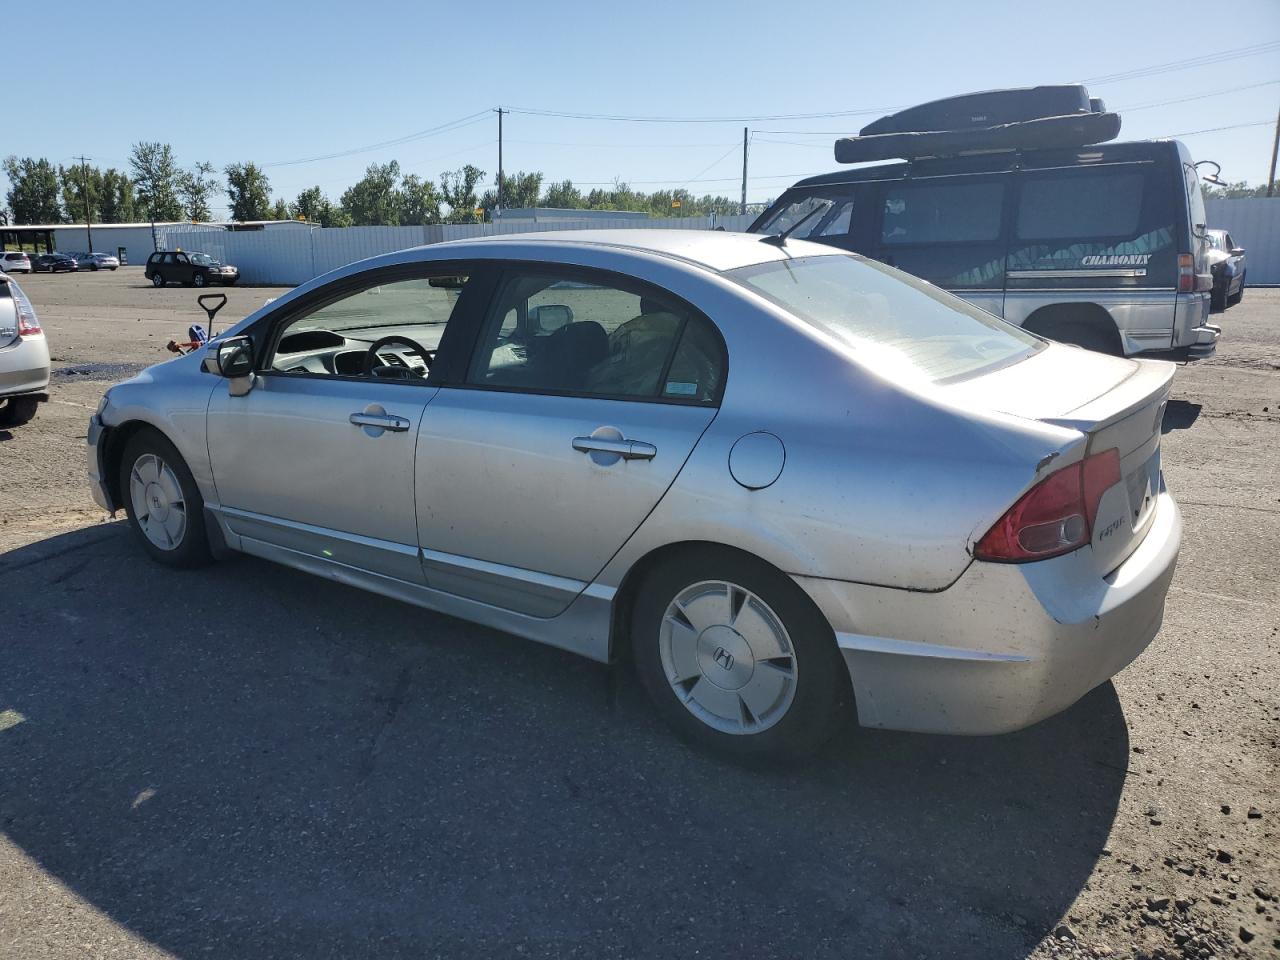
[
  {"left": 1228, "top": 275, "right": 1245, "bottom": 307},
  {"left": 223, "top": 278, "right": 238, "bottom": 286},
  {"left": 193, "top": 273, "right": 207, "bottom": 288},
  {"left": 631, "top": 547, "right": 850, "bottom": 763},
  {"left": 90, "top": 263, "right": 99, "bottom": 271},
  {"left": 151, "top": 273, "right": 165, "bottom": 288},
  {"left": 118, "top": 428, "right": 212, "bottom": 568},
  {"left": 0, "top": 396, "right": 39, "bottom": 427},
  {"left": 1042, "top": 322, "right": 1121, "bottom": 356},
  {"left": 1210, "top": 287, "right": 1226, "bottom": 313},
  {"left": 109, "top": 266, "right": 118, "bottom": 271}
]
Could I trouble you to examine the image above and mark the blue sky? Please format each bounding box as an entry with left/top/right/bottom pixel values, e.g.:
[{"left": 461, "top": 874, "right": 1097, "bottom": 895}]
[{"left": 7, "top": 0, "right": 1279, "bottom": 220}]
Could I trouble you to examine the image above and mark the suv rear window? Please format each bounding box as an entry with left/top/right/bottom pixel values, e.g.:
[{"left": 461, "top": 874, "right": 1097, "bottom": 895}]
[
  {"left": 1017, "top": 170, "right": 1144, "bottom": 240},
  {"left": 728, "top": 254, "right": 1040, "bottom": 383}
]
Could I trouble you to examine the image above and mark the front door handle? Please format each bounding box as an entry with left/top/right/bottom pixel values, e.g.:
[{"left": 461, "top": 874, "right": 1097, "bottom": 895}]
[
  {"left": 572, "top": 436, "right": 657, "bottom": 460},
  {"left": 350, "top": 412, "right": 410, "bottom": 432}
]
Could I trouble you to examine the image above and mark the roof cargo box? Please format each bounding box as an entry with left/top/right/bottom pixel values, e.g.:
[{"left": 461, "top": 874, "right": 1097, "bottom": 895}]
[
  {"left": 834, "top": 85, "right": 1120, "bottom": 164},
  {"left": 860, "top": 85, "right": 1097, "bottom": 136}
]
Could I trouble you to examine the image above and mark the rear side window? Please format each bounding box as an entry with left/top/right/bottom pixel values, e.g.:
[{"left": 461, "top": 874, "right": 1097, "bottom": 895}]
[
  {"left": 1017, "top": 171, "right": 1144, "bottom": 239},
  {"left": 880, "top": 182, "right": 1004, "bottom": 244},
  {"left": 468, "top": 270, "right": 723, "bottom": 402}
]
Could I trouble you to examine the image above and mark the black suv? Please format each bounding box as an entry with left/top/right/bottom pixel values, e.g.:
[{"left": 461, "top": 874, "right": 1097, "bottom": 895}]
[{"left": 145, "top": 251, "right": 240, "bottom": 288}]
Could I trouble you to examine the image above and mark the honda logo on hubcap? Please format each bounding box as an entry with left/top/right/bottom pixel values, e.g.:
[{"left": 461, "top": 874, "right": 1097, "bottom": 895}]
[{"left": 713, "top": 646, "right": 734, "bottom": 671}]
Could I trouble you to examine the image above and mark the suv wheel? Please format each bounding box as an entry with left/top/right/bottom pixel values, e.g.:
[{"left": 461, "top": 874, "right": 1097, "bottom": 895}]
[
  {"left": 631, "top": 548, "right": 849, "bottom": 763},
  {"left": 151, "top": 272, "right": 165, "bottom": 288}
]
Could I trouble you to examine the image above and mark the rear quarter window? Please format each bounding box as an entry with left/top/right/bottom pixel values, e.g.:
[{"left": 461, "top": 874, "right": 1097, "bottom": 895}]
[{"left": 880, "top": 182, "right": 1004, "bottom": 244}]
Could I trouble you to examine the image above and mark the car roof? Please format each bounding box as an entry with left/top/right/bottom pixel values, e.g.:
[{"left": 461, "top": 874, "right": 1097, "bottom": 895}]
[{"left": 429, "top": 229, "right": 831, "bottom": 273}]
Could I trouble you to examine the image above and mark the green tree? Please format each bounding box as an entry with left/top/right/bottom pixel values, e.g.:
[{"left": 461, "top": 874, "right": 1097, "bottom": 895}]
[
  {"left": 178, "top": 161, "right": 218, "bottom": 221},
  {"left": 3, "top": 156, "right": 62, "bottom": 223},
  {"left": 439, "top": 164, "right": 485, "bottom": 223},
  {"left": 99, "top": 168, "right": 137, "bottom": 223},
  {"left": 294, "top": 185, "right": 350, "bottom": 227},
  {"left": 224, "top": 162, "right": 272, "bottom": 221},
  {"left": 542, "top": 179, "right": 583, "bottom": 209},
  {"left": 129, "top": 142, "right": 184, "bottom": 222},
  {"left": 58, "top": 162, "right": 104, "bottom": 224},
  {"left": 481, "top": 170, "right": 542, "bottom": 215},
  {"left": 1203, "top": 178, "right": 1279, "bottom": 199},
  {"left": 341, "top": 161, "right": 402, "bottom": 225},
  {"left": 270, "top": 197, "right": 292, "bottom": 220},
  {"left": 397, "top": 173, "right": 442, "bottom": 225}
]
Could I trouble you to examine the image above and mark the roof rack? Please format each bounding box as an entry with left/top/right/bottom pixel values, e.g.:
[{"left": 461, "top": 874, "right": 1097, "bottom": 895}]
[{"left": 834, "top": 85, "right": 1120, "bottom": 164}]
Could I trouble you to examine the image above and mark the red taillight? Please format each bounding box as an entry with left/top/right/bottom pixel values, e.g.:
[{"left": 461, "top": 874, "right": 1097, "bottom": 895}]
[
  {"left": 17, "top": 311, "right": 41, "bottom": 336},
  {"left": 1178, "top": 253, "right": 1195, "bottom": 293},
  {"left": 975, "top": 449, "right": 1121, "bottom": 563}
]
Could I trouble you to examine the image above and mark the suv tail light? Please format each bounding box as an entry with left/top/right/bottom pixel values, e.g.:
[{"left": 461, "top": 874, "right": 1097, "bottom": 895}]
[
  {"left": 1178, "top": 253, "right": 1195, "bottom": 293},
  {"left": 974, "top": 449, "right": 1121, "bottom": 562}
]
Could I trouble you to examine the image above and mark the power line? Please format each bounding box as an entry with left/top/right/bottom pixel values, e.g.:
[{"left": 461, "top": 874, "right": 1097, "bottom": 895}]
[
  {"left": 263, "top": 110, "right": 493, "bottom": 167},
  {"left": 1121, "top": 79, "right": 1280, "bottom": 112},
  {"left": 1165, "top": 119, "right": 1276, "bottom": 137},
  {"left": 1080, "top": 41, "right": 1280, "bottom": 84},
  {"left": 502, "top": 104, "right": 894, "bottom": 124}
]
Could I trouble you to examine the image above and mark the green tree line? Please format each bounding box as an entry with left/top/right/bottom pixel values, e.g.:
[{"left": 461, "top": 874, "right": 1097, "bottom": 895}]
[{"left": 3, "top": 143, "right": 749, "bottom": 229}]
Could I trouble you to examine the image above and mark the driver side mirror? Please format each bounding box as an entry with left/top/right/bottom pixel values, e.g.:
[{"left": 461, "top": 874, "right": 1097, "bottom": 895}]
[
  {"left": 1229, "top": 247, "right": 1245, "bottom": 257},
  {"left": 204, "top": 335, "right": 256, "bottom": 395}
]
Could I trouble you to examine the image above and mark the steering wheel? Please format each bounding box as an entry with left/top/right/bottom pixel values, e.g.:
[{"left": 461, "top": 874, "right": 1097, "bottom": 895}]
[{"left": 362, "top": 335, "right": 433, "bottom": 379}]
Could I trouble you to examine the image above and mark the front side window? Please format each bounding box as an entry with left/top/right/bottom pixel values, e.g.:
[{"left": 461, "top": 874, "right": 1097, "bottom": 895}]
[
  {"left": 468, "top": 271, "right": 723, "bottom": 402},
  {"left": 269, "top": 274, "right": 469, "bottom": 380},
  {"left": 880, "top": 182, "right": 1004, "bottom": 245},
  {"left": 729, "top": 254, "right": 1039, "bottom": 383}
]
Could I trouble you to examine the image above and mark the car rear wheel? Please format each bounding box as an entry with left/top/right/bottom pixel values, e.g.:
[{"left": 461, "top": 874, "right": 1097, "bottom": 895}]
[
  {"left": 151, "top": 273, "right": 165, "bottom": 288},
  {"left": 631, "top": 548, "right": 849, "bottom": 763},
  {"left": 0, "top": 396, "right": 39, "bottom": 427},
  {"left": 119, "top": 430, "right": 212, "bottom": 568}
]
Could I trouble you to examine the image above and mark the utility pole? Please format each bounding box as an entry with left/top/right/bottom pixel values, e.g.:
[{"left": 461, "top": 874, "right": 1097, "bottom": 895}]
[
  {"left": 74, "top": 155, "right": 93, "bottom": 252},
  {"left": 496, "top": 107, "right": 505, "bottom": 219},
  {"left": 1267, "top": 101, "right": 1279, "bottom": 198},
  {"left": 740, "top": 127, "right": 749, "bottom": 216}
]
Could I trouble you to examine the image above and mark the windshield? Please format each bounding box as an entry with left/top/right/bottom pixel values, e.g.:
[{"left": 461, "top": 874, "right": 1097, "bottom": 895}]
[
  {"left": 727, "top": 254, "right": 1042, "bottom": 383},
  {"left": 189, "top": 253, "right": 217, "bottom": 266}
]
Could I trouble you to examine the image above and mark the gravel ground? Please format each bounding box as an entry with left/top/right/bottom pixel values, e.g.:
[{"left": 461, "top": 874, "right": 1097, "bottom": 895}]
[{"left": 0, "top": 268, "right": 1276, "bottom": 959}]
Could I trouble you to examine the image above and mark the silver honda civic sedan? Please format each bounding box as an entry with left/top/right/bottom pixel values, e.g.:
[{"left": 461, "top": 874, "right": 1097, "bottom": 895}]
[{"left": 86, "top": 231, "right": 1181, "bottom": 761}]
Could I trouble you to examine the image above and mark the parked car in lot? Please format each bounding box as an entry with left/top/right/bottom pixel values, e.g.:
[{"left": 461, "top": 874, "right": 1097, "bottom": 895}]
[
  {"left": 0, "top": 274, "right": 50, "bottom": 426},
  {"left": 1, "top": 252, "right": 32, "bottom": 273},
  {"left": 88, "top": 230, "right": 1181, "bottom": 761},
  {"left": 145, "top": 250, "right": 239, "bottom": 287},
  {"left": 73, "top": 251, "right": 120, "bottom": 271},
  {"left": 751, "top": 85, "right": 1220, "bottom": 361},
  {"left": 32, "top": 253, "right": 78, "bottom": 273},
  {"left": 1204, "top": 229, "right": 1246, "bottom": 311}
]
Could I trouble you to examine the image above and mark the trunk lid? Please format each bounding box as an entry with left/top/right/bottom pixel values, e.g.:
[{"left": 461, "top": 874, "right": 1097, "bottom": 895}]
[{"left": 943, "top": 342, "right": 1174, "bottom": 573}]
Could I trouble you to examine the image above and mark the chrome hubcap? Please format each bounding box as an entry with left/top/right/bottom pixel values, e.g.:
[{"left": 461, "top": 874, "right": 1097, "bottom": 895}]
[
  {"left": 660, "top": 580, "right": 797, "bottom": 735},
  {"left": 129, "top": 454, "right": 186, "bottom": 550}
]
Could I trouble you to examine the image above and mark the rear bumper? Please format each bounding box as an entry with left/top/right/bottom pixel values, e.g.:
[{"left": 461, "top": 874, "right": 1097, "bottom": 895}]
[
  {"left": 0, "top": 334, "right": 51, "bottom": 397},
  {"left": 794, "top": 490, "right": 1182, "bottom": 735}
]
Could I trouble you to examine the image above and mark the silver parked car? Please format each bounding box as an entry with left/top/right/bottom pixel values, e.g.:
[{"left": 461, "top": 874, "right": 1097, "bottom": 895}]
[
  {"left": 0, "top": 272, "right": 50, "bottom": 426},
  {"left": 74, "top": 251, "right": 120, "bottom": 271},
  {"left": 86, "top": 231, "right": 1182, "bottom": 760}
]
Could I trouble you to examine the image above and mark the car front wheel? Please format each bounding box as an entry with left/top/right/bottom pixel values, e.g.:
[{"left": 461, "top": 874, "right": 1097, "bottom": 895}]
[
  {"left": 151, "top": 273, "right": 165, "bottom": 288},
  {"left": 193, "top": 273, "right": 207, "bottom": 287},
  {"left": 119, "top": 430, "right": 212, "bottom": 568},
  {"left": 631, "top": 548, "right": 849, "bottom": 763}
]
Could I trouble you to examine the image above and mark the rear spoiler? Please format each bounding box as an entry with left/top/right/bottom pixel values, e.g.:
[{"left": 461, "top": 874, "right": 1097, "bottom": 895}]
[{"left": 1044, "top": 358, "right": 1175, "bottom": 434}]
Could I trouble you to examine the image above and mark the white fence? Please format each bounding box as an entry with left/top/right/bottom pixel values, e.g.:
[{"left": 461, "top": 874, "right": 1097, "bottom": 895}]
[
  {"left": 155, "top": 213, "right": 757, "bottom": 286},
  {"left": 1205, "top": 198, "right": 1280, "bottom": 285}
]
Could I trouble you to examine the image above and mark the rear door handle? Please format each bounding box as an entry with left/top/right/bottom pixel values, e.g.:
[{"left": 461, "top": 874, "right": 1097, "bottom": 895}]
[
  {"left": 349, "top": 412, "right": 410, "bottom": 432},
  {"left": 572, "top": 436, "right": 657, "bottom": 460}
]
